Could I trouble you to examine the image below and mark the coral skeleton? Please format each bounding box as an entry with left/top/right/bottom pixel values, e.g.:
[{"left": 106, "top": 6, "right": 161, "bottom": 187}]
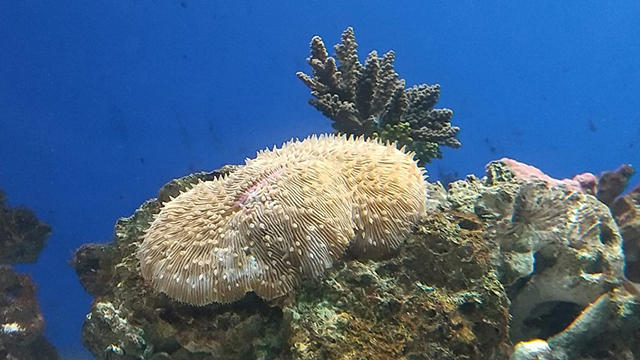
[
  {"left": 138, "top": 134, "right": 427, "bottom": 305},
  {"left": 297, "top": 27, "right": 460, "bottom": 165}
]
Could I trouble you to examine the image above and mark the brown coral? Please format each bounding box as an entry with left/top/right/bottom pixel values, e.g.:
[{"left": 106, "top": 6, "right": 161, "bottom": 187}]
[
  {"left": 297, "top": 27, "right": 461, "bottom": 164},
  {"left": 138, "top": 134, "right": 427, "bottom": 305}
]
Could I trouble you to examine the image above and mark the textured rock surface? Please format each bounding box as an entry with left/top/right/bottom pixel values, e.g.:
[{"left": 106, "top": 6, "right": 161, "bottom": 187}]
[
  {"left": 545, "top": 289, "right": 640, "bottom": 359},
  {"left": 75, "top": 168, "right": 510, "bottom": 360},
  {"left": 0, "top": 190, "right": 51, "bottom": 264},
  {"left": 287, "top": 213, "right": 509, "bottom": 360},
  {"left": 596, "top": 164, "right": 634, "bottom": 206},
  {"left": 509, "top": 339, "right": 552, "bottom": 360},
  {"left": 509, "top": 289, "right": 640, "bottom": 360},
  {"left": 0, "top": 266, "right": 59, "bottom": 360},
  {"left": 490, "top": 158, "right": 597, "bottom": 195},
  {"left": 0, "top": 190, "right": 58, "bottom": 360},
  {"left": 75, "top": 158, "right": 635, "bottom": 359},
  {"left": 612, "top": 183, "right": 640, "bottom": 282},
  {"left": 498, "top": 183, "right": 623, "bottom": 342},
  {"left": 447, "top": 159, "right": 625, "bottom": 349}
]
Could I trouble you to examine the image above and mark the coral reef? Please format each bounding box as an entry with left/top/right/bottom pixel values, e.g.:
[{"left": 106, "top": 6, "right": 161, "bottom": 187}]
[
  {"left": 0, "top": 190, "right": 58, "bottom": 359},
  {"left": 75, "top": 156, "right": 638, "bottom": 359},
  {"left": 445, "top": 159, "right": 634, "bottom": 358},
  {"left": 297, "top": 27, "right": 460, "bottom": 165},
  {"left": 75, "top": 167, "right": 510, "bottom": 360},
  {"left": 139, "top": 135, "right": 427, "bottom": 305},
  {"left": 496, "top": 183, "right": 622, "bottom": 342}
]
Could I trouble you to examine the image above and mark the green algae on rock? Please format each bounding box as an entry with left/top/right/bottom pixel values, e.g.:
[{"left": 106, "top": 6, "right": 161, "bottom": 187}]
[{"left": 286, "top": 213, "right": 509, "bottom": 360}]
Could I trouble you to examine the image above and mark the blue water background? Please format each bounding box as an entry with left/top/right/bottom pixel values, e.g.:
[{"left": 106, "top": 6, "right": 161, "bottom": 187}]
[{"left": 1, "top": 1, "right": 639, "bottom": 358}]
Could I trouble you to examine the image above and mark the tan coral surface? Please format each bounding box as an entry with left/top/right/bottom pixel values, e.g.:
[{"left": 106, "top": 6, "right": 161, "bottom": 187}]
[{"left": 138, "top": 134, "right": 427, "bottom": 305}]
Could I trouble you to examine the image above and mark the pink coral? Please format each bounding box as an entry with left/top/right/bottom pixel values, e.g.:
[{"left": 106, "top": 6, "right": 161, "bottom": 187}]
[{"left": 497, "top": 158, "right": 597, "bottom": 194}]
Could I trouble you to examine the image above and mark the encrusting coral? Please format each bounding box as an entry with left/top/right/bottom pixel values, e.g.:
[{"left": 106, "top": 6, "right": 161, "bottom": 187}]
[
  {"left": 138, "top": 134, "right": 427, "bottom": 305},
  {"left": 297, "top": 27, "right": 461, "bottom": 165}
]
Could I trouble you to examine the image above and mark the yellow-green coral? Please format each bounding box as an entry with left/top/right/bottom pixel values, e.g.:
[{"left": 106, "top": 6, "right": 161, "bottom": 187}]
[{"left": 374, "top": 122, "right": 443, "bottom": 165}]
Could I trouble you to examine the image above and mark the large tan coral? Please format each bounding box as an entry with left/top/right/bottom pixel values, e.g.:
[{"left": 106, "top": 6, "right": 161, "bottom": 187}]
[{"left": 138, "top": 134, "right": 427, "bottom": 305}]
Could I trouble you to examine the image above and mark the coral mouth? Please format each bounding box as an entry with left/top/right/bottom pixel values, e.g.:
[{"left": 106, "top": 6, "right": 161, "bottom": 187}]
[{"left": 233, "top": 168, "right": 285, "bottom": 208}]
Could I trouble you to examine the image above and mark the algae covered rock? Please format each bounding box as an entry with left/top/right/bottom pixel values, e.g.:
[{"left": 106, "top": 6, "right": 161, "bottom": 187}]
[
  {"left": 74, "top": 167, "right": 510, "bottom": 359},
  {"left": 75, "top": 168, "right": 286, "bottom": 360},
  {"left": 286, "top": 213, "right": 509, "bottom": 360},
  {"left": 447, "top": 159, "right": 631, "bottom": 358},
  {"left": 75, "top": 157, "right": 634, "bottom": 359}
]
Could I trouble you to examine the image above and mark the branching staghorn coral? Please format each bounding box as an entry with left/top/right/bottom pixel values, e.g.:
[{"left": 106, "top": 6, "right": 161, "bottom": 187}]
[{"left": 297, "top": 27, "right": 461, "bottom": 165}]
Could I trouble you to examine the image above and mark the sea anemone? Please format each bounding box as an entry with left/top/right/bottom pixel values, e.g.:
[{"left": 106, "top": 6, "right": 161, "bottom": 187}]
[{"left": 138, "top": 134, "right": 427, "bottom": 305}]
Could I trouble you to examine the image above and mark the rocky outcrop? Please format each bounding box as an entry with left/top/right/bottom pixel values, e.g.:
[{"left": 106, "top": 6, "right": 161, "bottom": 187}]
[
  {"left": 74, "top": 158, "right": 638, "bottom": 359},
  {"left": 74, "top": 167, "right": 510, "bottom": 360},
  {"left": 0, "top": 190, "right": 58, "bottom": 360}
]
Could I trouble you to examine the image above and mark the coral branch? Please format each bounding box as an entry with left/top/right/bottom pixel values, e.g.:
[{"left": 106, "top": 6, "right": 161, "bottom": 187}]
[{"left": 297, "top": 27, "right": 461, "bottom": 165}]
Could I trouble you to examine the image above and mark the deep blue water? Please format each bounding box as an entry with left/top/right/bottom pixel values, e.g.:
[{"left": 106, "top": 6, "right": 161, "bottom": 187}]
[{"left": 1, "top": 1, "right": 639, "bottom": 358}]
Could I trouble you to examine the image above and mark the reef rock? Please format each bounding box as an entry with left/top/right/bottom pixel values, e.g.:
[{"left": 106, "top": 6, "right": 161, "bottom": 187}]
[
  {"left": 0, "top": 190, "right": 58, "bottom": 360},
  {"left": 545, "top": 289, "right": 640, "bottom": 359},
  {"left": 0, "top": 190, "right": 51, "bottom": 264},
  {"left": 0, "top": 266, "right": 58, "bottom": 360},
  {"left": 75, "top": 157, "right": 635, "bottom": 359},
  {"left": 446, "top": 159, "right": 628, "bottom": 357},
  {"left": 286, "top": 213, "right": 509, "bottom": 360},
  {"left": 612, "top": 182, "right": 640, "bottom": 282},
  {"left": 596, "top": 164, "right": 634, "bottom": 206},
  {"left": 75, "top": 166, "right": 510, "bottom": 360}
]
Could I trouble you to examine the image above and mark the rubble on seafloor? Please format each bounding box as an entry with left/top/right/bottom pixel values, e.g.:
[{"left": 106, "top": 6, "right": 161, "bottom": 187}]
[
  {"left": 0, "top": 190, "right": 58, "bottom": 360},
  {"left": 73, "top": 160, "right": 640, "bottom": 360}
]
